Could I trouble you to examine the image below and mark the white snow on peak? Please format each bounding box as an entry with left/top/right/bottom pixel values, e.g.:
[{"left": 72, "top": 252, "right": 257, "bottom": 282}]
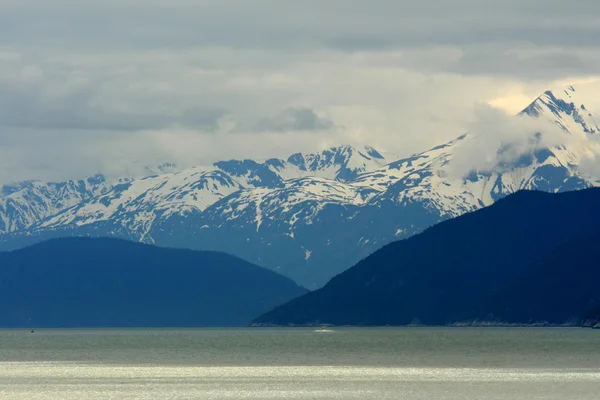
[
  {"left": 270, "top": 145, "right": 389, "bottom": 181},
  {"left": 211, "top": 176, "right": 376, "bottom": 232},
  {"left": 23, "top": 145, "right": 390, "bottom": 240},
  {"left": 39, "top": 168, "right": 242, "bottom": 232},
  {"left": 521, "top": 84, "right": 600, "bottom": 135},
  {"left": 0, "top": 175, "right": 128, "bottom": 234}
]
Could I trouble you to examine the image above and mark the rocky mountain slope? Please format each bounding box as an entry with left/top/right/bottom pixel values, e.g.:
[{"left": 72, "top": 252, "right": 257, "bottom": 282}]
[{"left": 1, "top": 85, "right": 598, "bottom": 288}]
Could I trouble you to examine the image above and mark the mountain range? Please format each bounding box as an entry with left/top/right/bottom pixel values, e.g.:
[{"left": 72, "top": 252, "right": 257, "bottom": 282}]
[
  {"left": 253, "top": 188, "right": 600, "bottom": 327},
  {"left": 0, "top": 237, "right": 306, "bottom": 327},
  {"left": 0, "top": 85, "right": 599, "bottom": 288}
]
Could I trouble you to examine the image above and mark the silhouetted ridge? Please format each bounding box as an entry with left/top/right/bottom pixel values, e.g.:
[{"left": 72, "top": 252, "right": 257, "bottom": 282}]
[
  {"left": 253, "top": 188, "right": 600, "bottom": 326},
  {"left": 583, "top": 302, "right": 600, "bottom": 328},
  {"left": 0, "top": 237, "right": 307, "bottom": 328}
]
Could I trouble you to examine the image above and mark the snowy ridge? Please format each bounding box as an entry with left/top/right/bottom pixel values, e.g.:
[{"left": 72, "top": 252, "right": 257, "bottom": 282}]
[
  {"left": 1, "top": 85, "right": 599, "bottom": 288},
  {"left": 0, "top": 162, "right": 180, "bottom": 235},
  {"left": 19, "top": 146, "right": 390, "bottom": 240},
  {"left": 206, "top": 177, "right": 378, "bottom": 232},
  {"left": 40, "top": 169, "right": 241, "bottom": 230},
  {"left": 213, "top": 144, "right": 389, "bottom": 184},
  {"left": 279, "top": 145, "right": 388, "bottom": 181},
  {"left": 0, "top": 175, "right": 129, "bottom": 234},
  {"left": 521, "top": 85, "right": 599, "bottom": 135}
]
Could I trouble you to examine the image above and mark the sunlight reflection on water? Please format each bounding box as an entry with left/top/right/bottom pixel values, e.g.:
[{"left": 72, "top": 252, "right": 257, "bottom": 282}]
[{"left": 1, "top": 328, "right": 599, "bottom": 399}]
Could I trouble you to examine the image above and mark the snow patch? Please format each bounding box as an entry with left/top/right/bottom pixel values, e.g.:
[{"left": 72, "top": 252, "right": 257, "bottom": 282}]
[{"left": 304, "top": 249, "right": 312, "bottom": 260}]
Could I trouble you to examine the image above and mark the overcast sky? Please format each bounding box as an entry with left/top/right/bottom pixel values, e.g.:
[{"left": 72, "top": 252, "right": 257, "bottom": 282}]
[{"left": 1, "top": 0, "right": 599, "bottom": 183}]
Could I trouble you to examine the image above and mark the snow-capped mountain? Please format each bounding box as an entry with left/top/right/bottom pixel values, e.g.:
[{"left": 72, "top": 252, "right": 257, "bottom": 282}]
[
  {"left": 0, "top": 162, "right": 181, "bottom": 236},
  {"left": 1, "top": 85, "right": 598, "bottom": 289},
  {"left": 0, "top": 146, "right": 392, "bottom": 258},
  {"left": 0, "top": 146, "right": 387, "bottom": 238},
  {"left": 29, "top": 145, "right": 389, "bottom": 239},
  {"left": 0, "top": 175, "right": 124, "bottom": 234},
  {"left": 521, "top": 85, "right": 599, "bottom": 134}
]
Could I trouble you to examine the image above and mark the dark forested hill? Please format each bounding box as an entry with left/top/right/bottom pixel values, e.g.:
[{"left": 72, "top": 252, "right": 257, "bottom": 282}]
[
  {"left": 253, "top": 188, "right": 600, "bottom": 326},
  {"left": 0, "top": 238, "right": 307, "bottom": 327},
  {"left": 584, "top": 304, "right": 600, "bottom": 328}
]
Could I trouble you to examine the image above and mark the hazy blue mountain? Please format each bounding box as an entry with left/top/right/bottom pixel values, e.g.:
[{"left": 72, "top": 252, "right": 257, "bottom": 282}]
[
  {"left": 252, "top": 188, "right": 600, "bottom": 326},
  {"left": 0, "top": 238, "right": 307, "bottom": 328}
]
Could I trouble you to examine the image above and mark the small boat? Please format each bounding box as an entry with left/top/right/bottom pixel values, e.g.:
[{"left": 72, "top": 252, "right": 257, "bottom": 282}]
[{"left": 313, "top": 324, "right": 335, "bottom": 333}]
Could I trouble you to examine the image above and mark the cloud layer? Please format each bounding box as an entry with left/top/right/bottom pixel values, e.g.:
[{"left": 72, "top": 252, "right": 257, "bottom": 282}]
[{"left": 1, "top": 0, "right": 599, "bottom": 183}]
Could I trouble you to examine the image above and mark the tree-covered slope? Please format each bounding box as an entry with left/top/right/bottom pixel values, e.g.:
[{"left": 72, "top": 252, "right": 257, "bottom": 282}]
[
  {"left": 0, "top": 237, "right": 307, "bottom": 327},
  {"left": 253, "top": 189, "right": 600, "bottom": 326}
]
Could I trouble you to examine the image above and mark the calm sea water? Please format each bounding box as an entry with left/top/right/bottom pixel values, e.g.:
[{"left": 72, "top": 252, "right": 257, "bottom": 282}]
[{"left": 0, "top": 328, "right": 599, "bottom": 399}]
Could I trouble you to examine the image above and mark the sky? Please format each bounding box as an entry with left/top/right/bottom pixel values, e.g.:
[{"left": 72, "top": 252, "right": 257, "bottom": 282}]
[{"left": 1, "top": 0, "right": 599, "bottom": 183}]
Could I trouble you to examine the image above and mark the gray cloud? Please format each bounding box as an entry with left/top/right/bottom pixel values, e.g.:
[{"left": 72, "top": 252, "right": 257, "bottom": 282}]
[
  {"left": 253, "top": 108, "right": 335, "bottom": 133},
  {"left": 2, "top": 1, "right": 600, "bottom": 53},
  {"left": 0, "top": 74, "right": 230, "bottom": 132},
  {"left": 179, "top": 107, "right": 231, "bottom": 132},
  {"left": 0, "top": 0, "right": 599, "bottom": 184},
  {"left": 447, "top": 47, "right": 600, "bottom": 80},
  {"left": 447, "top": 105, "right": 573, "bottom": 179}
]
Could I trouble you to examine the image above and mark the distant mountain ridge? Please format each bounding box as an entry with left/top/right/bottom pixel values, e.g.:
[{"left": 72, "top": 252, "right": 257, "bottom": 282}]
[
  {"left": 0, "top": 237, "right": 307, "bottom": 328},
  {"left": 0, "top": 145, "right": 388, "bottom": 233},
  {"left": 252, "top": 188, "right": 600, "bottom": 327},
  {"left": 0, "top": 174, "right": 118, "bottom": 234},
  {"left": 0, "top": 162, "right": 179, "bottom": 235},
  {"left": 1, "top": 85, "right": 599, "bottom": 288}
]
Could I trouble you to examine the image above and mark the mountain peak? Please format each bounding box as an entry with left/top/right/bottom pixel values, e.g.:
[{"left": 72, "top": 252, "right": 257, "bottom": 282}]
[
  {"left": 520, "top": 84, "right": 599, "bottom": 135},
  {"left": 364, "top": 145, "right": 385, "bottom": 160},
  {"left": 281, "top": 145, "right": 388, "bottom": 182}
]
